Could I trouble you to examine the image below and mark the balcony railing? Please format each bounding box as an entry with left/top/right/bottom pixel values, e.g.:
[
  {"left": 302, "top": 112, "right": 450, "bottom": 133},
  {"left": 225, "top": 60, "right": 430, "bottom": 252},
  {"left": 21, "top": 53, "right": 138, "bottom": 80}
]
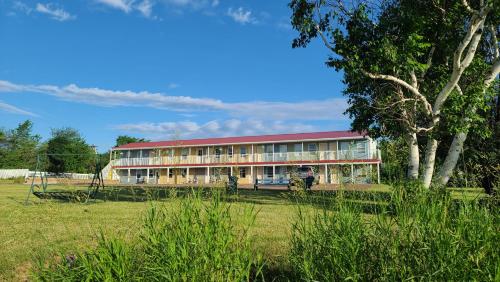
[{"left": 112, "top": 150, "right": 379, "bottom": 167}]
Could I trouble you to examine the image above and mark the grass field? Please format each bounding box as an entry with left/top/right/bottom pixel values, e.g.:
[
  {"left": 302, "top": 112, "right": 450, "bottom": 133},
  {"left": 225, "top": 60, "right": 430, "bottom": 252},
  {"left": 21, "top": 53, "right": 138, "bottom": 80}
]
[{"left": 0, "top": 183, "right": 487, "bottom": 281}]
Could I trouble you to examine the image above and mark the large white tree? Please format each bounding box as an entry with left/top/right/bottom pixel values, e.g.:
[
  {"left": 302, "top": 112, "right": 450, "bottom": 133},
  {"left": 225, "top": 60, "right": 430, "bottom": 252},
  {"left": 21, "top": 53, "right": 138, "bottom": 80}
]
[{"left": 290, "top": 0, "right": 499, "bottom": 187}]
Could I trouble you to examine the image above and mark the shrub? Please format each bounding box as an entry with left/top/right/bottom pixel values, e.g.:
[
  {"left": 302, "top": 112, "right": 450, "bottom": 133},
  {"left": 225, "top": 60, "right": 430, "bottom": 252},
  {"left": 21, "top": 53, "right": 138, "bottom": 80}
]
[
  {"left": 289, "top": 183, "right": 500, "bottom": 281},
  {"left": 140, "top": 191, "right": 263, "bottom": 281}
]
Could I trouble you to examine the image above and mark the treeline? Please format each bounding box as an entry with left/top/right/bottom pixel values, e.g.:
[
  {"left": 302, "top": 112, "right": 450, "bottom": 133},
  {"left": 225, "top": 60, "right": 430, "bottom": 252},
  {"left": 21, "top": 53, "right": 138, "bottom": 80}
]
[{"left": 0, "top": 120, "right": 147, "bottom": 174}]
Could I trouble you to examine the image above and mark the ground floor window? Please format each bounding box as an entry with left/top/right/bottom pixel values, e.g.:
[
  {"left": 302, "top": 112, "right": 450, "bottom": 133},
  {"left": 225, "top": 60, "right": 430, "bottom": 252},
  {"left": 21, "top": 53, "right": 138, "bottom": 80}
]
[
  {"left": 264, "top": 167, "right": 274, "bottom": 179},
  {"left": 239, "top": 168, "right": 246, "bottom": 178},
  {"left": 181, "top": 168, "right": 187, "bottom": 177},
  {"left": 169, "top": 169, "right": 173, "bottom": 178}
]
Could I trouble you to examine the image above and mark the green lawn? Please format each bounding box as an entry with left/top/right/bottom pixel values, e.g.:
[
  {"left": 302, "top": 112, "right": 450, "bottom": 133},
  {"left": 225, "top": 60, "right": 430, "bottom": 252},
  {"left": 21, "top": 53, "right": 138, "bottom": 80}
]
[{"left": 0, "top": 183, "right": 486, "bottom": 281}]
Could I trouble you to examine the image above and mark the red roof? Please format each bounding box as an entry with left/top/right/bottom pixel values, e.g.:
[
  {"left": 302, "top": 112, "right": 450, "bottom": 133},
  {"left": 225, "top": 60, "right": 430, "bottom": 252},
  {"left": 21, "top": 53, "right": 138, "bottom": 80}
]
[{"left": 113, "top": 130, "right": 367, "bottom": 150}]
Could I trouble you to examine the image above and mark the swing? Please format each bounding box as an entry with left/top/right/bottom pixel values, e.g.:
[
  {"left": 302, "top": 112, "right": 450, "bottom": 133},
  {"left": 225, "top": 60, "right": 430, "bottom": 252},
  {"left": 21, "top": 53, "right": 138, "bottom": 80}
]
[{"left": 25, "top": 154, "right": 105, "bottom": 204}]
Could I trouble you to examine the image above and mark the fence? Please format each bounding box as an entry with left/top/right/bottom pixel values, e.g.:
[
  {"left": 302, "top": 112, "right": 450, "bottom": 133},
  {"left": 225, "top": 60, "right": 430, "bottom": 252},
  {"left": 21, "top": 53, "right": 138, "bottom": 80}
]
[{"left": 0, "top": 169, "right": 30, "bottom": 179}]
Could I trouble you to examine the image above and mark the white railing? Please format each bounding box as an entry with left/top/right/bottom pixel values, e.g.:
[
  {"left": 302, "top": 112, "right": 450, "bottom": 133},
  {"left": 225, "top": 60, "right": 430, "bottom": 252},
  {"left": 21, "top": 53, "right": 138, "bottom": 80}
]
[{"left": 112, "top": 150, "right": 379, "bottom": 167}]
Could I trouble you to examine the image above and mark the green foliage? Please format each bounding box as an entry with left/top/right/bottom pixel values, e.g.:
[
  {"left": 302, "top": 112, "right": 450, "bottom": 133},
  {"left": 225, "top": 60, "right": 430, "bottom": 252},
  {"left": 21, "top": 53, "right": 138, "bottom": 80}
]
[
  {"left": 379, "top": 137, "right": 409, "bottom": 183},
  {"left": 140, "top": 192, "right": 262, "bottom": 281},
  {"left": 289, "top": 183, "right": 500, "bottom": 281},
  {"left": 0, "top": 120, "right": 41, "bottom": 169},
  {"left": 115, "top": 135, "right": 148, "bottom": 147},
  {"left": 34, "top": 191, "right": 264, "bottom": 281},
  {"left": 45, "top": 128, "right": 95, "bottom": 174},
  {"left": 35, "top": 233, "right": 135, "bottom": 281}
]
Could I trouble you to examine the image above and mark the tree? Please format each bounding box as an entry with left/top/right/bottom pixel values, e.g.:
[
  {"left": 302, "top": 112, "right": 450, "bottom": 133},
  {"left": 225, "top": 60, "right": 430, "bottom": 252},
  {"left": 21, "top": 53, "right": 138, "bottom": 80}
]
[
  {"left": 45, "top": 128, "right": 95, "bottom": 173},
  {"left": 0, "top": 120, "right": 41, "bottom": 169},
  {"left": 290, "top": 0, "right": 499, "bottom": 188},
  {"left": 115, "top": 135, "right": 149, "bottom": 147}
]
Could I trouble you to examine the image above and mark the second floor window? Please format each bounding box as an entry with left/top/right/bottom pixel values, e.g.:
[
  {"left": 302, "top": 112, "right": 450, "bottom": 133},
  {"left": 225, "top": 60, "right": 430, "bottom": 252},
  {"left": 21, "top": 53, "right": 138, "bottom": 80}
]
[
  {"left": 240, "top": 146, "right": 247, "bottom": 156},
  {"left": 228, "top": 147, "right": 233, "bottom": 158},
  {"left": 181, "top": 148, "right": 188, "bottom": 159},
  {"left": 307, "top": 143, "right": 318, "bottom": 152}
]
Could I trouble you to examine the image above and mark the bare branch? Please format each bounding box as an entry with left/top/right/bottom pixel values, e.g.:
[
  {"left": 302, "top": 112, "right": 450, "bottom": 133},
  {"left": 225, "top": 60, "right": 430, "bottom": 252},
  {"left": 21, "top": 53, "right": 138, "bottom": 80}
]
[
  {"left": 455, "top": 84, "right": 464, "bottom": 96},
  {"left": 362, "top": 70, "right": 433, "bottom": 115}
]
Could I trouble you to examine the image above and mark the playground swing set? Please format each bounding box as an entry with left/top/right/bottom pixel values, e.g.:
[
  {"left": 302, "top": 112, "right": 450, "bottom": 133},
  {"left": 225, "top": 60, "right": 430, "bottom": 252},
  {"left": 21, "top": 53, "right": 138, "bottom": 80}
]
[{"left": 25, "top": 153, "right": 105, "bottom": 204}]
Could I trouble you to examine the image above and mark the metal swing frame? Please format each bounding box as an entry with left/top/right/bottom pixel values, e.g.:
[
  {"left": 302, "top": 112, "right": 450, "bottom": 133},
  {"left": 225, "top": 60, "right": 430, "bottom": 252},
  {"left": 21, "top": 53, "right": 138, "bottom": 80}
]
[{"left": 25, "top": 153, "right": 105, "bottom": 204}]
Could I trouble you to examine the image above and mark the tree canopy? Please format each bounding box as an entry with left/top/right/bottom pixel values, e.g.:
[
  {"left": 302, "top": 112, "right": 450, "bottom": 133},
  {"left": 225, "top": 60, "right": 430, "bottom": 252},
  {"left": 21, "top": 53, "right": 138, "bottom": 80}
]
[
  {"left": 115, "top": 135, "right": 149, "bottom": 147},
  {"left": 45, "top": 128, "right": 96, "bottom": 174},
  {"left": 0, "top": 120, "right": 41, "bottom": 169},
  {"left": 290, "top": 0, "right": 499, "bottom": 188}
]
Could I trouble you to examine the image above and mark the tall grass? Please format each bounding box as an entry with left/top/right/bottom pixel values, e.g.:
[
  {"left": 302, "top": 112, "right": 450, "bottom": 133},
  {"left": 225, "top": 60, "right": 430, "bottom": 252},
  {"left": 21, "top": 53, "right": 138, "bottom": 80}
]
[
  {"left": 140, "top": 191, "right": 263, "bottom": 281},
  {"left": 290, "top": 182, "right": 500, "bottom": 281},
  {"left": 34, "top": 190, "right": 263, "bottom": 281}
]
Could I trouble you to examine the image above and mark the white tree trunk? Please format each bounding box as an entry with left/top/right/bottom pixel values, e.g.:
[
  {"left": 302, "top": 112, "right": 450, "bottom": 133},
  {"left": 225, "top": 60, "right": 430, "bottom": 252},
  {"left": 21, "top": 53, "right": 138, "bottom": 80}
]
[
  {"left": 437, "top": 131, "right": 468, "bottom": 186},
  {"left": 407, "top": 133, "right": 419, "bottom": 179},
  {"left": 422, "top": 138, "right": 438, "bottom": 188}
]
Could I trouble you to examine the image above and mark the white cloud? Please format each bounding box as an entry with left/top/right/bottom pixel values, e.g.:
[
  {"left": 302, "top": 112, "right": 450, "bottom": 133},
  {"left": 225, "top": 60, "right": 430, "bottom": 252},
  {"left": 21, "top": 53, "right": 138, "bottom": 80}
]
[
  {"left": 115, "top": 119, "right": 318, "bottom": 139},
  {"left": 211, "top": 0, "right": 219, "bottom": 7},
  {"left": 35, "top": 3, "right": 75, "bottom": 21},
  {"left": 0, "top": 80, "right": 348, "bottom": 121},
  {"left": 12, "top": 1, "right": 32, "bottom": 15},
  {"left": 0, "top": 101, "right": 37, "bottom": 116},
  {"left": 227, "top": 7, "right": 256, "bottom": 25},
  {"left": 95, "top": 0, "right": 134, "bottom": 13},
  {"left": 136, "top": 0, "right": 154, "bottom": 18}
]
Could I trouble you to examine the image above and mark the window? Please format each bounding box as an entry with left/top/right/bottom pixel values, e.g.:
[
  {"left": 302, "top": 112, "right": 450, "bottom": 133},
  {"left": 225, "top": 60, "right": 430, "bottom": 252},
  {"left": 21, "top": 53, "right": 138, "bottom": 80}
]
[
  {"left": 264, "top": 167, "right": 274, "bottom": 178},
  {"left": 356, "top": 142, "right": 366, "bottom": 154},
  {"left": 181, "top": 168, "right": 187, "bottom": 177},
  {"left": 228, "top": 146, "right": 233, "bottom": 158},
  {"left": 169, "top": 169, "right": 173, "bottom": 178},
  {"left": 240, "top": 146, "right": 247, "bottom": 156},
  {"left": 307, "top": 143, "right": 318, "bottom": 152},
  {"left": 239, "top": 168, "right": 246, "bottom": 178},
  {"left": 181, "top": 148, "right": 188, "bottom": 160},
  {"left": 215, "top": 147, "right": 222, "bottom": 158}
]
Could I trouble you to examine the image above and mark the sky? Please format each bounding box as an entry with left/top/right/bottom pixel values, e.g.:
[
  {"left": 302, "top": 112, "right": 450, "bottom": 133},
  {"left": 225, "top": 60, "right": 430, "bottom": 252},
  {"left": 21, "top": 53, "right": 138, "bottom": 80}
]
[{"left": 0, "top": 0, "right": 348, "bottom": 152}]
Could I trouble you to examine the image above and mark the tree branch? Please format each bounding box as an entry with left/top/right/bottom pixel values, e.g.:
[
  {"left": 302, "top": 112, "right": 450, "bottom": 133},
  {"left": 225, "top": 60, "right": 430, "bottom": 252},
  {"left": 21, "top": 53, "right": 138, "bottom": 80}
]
[
  {"left": 462, "top": 0, "right": 478, "bottom": 14},
  {"left": 362, "top": 70, "right": 433, "bottom": 115},
  {"left": 489, "top": 25, "right": 499, "bottom": 60}
]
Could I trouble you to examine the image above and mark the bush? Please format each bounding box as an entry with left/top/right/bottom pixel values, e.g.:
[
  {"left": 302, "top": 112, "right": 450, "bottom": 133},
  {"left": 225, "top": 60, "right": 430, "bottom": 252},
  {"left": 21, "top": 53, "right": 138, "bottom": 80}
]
[
  {"left": 289, "top": 183, "right": 500, "bottom": 281},
  {"left": 140, "top": 192, "right": 263, "bottom": 281},
  {"left": 34, "top": 191, "right": 263, "bottom": 281}
]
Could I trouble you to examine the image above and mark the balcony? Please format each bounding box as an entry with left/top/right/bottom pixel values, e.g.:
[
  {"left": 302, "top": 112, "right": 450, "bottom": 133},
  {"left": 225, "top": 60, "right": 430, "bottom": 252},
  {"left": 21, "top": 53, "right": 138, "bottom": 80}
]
[{"left": 112, "top": 150, "right": 379, "bottom": 167}]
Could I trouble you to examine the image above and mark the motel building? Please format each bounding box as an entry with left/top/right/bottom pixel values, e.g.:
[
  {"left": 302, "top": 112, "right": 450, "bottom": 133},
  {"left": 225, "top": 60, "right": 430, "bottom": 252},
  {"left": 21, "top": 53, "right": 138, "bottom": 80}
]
[{"left": 110, "top": 131, "right": 381, "bottom": 186}]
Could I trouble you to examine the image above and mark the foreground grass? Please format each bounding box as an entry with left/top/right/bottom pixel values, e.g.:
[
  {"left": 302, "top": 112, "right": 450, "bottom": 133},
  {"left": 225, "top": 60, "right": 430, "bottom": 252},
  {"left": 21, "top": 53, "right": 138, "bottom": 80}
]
[
  {"left": 0, "top": 183, "right": 490, "bottom": 281},
  {"left": 0, "top": 184, "right": 300, "bottom": 281}
]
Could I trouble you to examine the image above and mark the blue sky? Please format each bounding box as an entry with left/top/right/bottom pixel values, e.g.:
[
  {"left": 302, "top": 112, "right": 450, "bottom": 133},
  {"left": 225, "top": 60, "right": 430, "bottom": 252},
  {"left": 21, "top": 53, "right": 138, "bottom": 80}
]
[{"left": 0, "top": 0, "right": 348, "bottom": 152}]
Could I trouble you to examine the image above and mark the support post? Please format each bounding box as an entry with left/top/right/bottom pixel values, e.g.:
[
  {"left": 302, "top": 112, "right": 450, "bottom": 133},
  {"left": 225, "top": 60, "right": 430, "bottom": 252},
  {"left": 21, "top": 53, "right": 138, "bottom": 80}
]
[
  {"left": 377, "top": 163, "right": 380, "bottom": 184},
  {"left": 301, "top": 142, "right": 304, "bottom": 160},
  {"left": 186, "top": 167, "right": 190, "bottom": 183},
  {"left": 146, "top": 168, "right": 149, "bottom": 184},
  {"left": 351, "top": 164, "right": 354, "bottom": 184},
  {"left": 272, "top": 165, "right": 276, "bottom": 183},
  {"left": 272, "top": 144, "right": 275, "bottom": 162},
  {"left": 128, "top": 168, "right": 131, "bottom": 184},
  {"left": 324, "top": 164, "right": 328, "bottom": 184},
  {"left": 250, "top": 166, "right": 254, "bottom": 183},
  {"left": 206, "top": 167, "right": 210, "bottom": 183},
  {"left": 251, "top": 144, "right": 254, "bottom": 162}
]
